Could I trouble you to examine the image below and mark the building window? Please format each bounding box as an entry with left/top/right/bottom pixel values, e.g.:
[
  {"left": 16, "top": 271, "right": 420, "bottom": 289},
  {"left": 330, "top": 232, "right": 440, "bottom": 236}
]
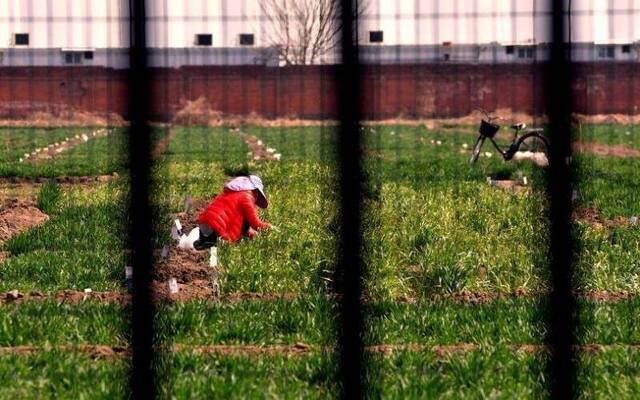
[
  {"left": 84, "top": 51, "right": 94, "bottom": 60},
  {"left": 516, "top": 47, "right": 533, "bottom": 59},
  {"left": 196, "top": 34, "right": 212, "bottom": 46},
  {"left": 598, "top": 46, "right": 615, "bottom": 59},
  {"left": 443, "top": 53, "right": 450, "bottom": 61},
  {"left": 239, "top": 34, "right": 255, "bottom": 46},
  {"left": 622, "top": 44, "right": 631, "bottom": 54},
  {"left": 369, "top": 31, "right": 383, "bottom": 43},
  {"left": 505, "top": 45, "right": 515, "bottom": 55},
  {"left": 15, "top": 33, "right": 29, "bottom": 46},
  {"left": 526, "top": 48, "right": 534, "bottom": 58},
  {"left": 64, "top": 52, "right": 82, "bottom": 65}
]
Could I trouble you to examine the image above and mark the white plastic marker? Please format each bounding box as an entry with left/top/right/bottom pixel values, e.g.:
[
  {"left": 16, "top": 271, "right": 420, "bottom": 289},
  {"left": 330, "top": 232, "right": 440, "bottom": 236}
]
[
  {"left": 161, "top": 245, "right": 170, "bottom": 258},
  {"left": 174, "top": 219, "right": 183, "bottom": 236},
  {"left": 168, "top": 278, "right": 179, "bottom": 294},
  {"left": 84, "top": 288, "right": 93, "bottom": 293},
  {"left": 209, "top": 246, "right": 218, "bottom": 268},
  {"left": 629, "top": 216, "right": 638, "bottom": 226}
]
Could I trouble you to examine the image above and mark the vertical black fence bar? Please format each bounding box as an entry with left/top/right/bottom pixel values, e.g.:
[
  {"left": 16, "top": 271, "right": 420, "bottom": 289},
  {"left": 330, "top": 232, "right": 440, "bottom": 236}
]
[
  {"left": 545, "top": 0, "right": 576, "bottom": 398},
  {"left": 336, "top": 0, "right": 365, "bottom": 399},
  {"left": 128, "top": 0, "right": 156, "bottom": 398}
]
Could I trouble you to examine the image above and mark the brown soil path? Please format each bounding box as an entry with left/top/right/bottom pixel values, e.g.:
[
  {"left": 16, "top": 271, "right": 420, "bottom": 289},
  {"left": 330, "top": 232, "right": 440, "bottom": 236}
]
[
  {"left": 0, "top": 174, "right": 118, "bottom": 185},
  {"left": 237, "top": 131, "right": 280, "bottom": 161},
  {"left": 574, "top": 207, "right": 634, "bottom": 230},
  {"left": 2, "top": 343, "right": 638, "bottom": 358},
  {"left": 151, "top": 127, "right": 177, "bottom": 160},
  {"left": 574, "top": 142, "right": 640, "bottom": 158},
  {"left": 1, "top": 288, "right": 635, "bottom": 306},
  {"left": 21, "top": 128, "right": 112, "bottom": 164}
]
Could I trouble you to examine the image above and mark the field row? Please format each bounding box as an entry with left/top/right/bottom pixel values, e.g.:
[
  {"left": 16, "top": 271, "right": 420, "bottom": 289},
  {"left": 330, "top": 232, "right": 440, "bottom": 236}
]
[
  {"left": 3, "top": 347, "right": 640, "bottom": 399},
  {"left": 1, "top": 298, "right": 639, "bottom": 346},
  {"left": 1, "top": 124, "right": 638, "bottom": 398}
]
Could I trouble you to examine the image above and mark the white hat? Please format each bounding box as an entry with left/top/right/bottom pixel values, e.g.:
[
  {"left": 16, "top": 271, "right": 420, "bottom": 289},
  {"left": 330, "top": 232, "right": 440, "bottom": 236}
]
[{"left": 224, "top": 175, "right": 268, "bottom": 208}]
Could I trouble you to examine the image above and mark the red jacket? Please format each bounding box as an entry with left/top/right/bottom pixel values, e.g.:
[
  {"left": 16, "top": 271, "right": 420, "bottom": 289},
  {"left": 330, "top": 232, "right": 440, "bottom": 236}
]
[{"left": 197, "top": 189, "right": 270, "bottom": 242}]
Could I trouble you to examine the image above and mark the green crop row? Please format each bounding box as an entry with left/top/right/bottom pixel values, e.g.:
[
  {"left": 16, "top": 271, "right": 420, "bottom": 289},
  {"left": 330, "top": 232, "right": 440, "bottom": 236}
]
[
  {"left": 1, "top": 348, "right": 639, "bottom": 399},
  {"left": 2, "top": 297, "right": 640, "bottom": 347},
  {"left": 0, "top": 128, "right": 128, "bottom": 178}
]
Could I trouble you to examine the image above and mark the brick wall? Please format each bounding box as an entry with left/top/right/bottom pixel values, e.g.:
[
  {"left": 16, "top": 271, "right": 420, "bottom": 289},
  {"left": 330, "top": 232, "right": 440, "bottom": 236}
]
[{"left": 0, "top": 63, "right": 638, "bottom": 120}]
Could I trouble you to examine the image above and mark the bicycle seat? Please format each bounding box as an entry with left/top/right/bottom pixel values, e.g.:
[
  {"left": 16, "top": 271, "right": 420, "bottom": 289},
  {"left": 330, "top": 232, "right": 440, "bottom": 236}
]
[{"left": 510, "top": 123, "right": 527, "bottom": 130}]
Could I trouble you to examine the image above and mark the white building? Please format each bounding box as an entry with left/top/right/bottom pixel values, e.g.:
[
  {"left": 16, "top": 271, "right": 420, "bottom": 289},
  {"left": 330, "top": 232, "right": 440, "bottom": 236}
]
[{"left": 1, "top": 0, "right": 639, "bottom": 66}]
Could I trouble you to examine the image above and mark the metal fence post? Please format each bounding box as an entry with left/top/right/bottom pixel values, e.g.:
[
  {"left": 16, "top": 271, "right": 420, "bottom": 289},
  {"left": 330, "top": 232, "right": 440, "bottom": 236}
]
[
  {"left": 337, "top": 0, "right": 365, "bottom": 398},
  {"left": 545, "top": 1, "right": 576, "bottom": 398},
  {"left": 128, "top": 0, "right": 155, "bottom": 398}
]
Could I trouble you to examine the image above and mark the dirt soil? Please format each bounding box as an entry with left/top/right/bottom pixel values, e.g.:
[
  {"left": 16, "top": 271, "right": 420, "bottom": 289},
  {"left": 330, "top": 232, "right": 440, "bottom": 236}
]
[
  {"left": 22, "top": 128, "right": 111, "bottom": 164},
  {"left": 573, "top": 113, "right": 640, "bottom": 125},
  {"left": 0, "top": 174, "right": 118, "bottom": 185},
  {"left": 1, "top": 289, "right": 128, "bottom": 305},
  {"left": 0, "top": 104, "right": 126, "bottom": 128},
  {"left": 239, "top": 132, "right": 279, "bottom": 161},
  {"left": 175, "top": 343, "right": 319, "bottom": 356},
  {"left": 573, "top": 142, "right": 640, "bottom": 158},
  {"left": 0, "top": 344, "right": 130, "bottom": 358},
  {"left": 151, "top": 128, "right": 177, "bottom": 160},
  {"left": 0, "top": 198, "right": 49, "bottom": 243},
  {"left": 1, "top": 289, "right": 302, "bottom": 305},
  {"left": 573, "top": 207, "right": 630, "bottom": 230},
  {"left": 172, "top": 101, "right": 552, "bottom": 129},
  {"left": 1, "top": 343, "right": 637, "bottom": 358}
]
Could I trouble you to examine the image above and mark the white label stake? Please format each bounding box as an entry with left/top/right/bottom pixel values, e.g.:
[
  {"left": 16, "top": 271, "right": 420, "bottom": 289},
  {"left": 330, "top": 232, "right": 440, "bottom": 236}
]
[
  {"left": 168, "top": 278, "right": 179, "bottom": 294},
  {"left": 174, "top": 219, "right": 183, "bottom": 235},
  {"left": 125, "top": 266, "right": 133, "bottom": 280},
  {"left": 209, "top": 246, "right": 218, "bottom": 268}
]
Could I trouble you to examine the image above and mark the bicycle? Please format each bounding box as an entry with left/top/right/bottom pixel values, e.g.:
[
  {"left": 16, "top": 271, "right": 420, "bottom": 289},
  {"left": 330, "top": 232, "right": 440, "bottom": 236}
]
[{"left": 469, "top": 109, "right": 550, "bottom": 164}]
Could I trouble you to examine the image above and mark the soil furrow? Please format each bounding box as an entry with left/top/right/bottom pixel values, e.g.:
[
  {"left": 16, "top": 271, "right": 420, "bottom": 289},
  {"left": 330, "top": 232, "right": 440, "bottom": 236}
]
[
  {"left": 1, "top": 288, "right": 636, "bottom": 305},
  {"left": 1, "top": 343, "right": 639, "bottom": 358},
  {"left": 151, "top": 127, "right": 177, "bottom": 160},
  {"left": 573, "top": 142, "right": 640, "bottom": 158},
  {"left": 237, "top": 131, "right": 280, "bottom": 161},
  {"left": 21, "top": 128, "right": 112, "bottom": 164},
  {"left": 0, "top": 174, "right": 118, "bottom": 185}
]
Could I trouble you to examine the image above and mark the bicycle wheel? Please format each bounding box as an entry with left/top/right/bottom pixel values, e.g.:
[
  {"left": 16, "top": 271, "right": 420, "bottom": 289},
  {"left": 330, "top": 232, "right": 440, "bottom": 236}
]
[
  {"left": 513, "top": 133, "right": 550, "bottom": 167},
  {"left": 469, "top": 135, "right": 486, "bottom": 164},
  {"left": 517, "top": 133, "right": 549, "bottom": 153}
]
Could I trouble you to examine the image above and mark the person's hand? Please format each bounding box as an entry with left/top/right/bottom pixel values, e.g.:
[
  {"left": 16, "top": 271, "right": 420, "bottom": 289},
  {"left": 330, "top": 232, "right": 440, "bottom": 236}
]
[{"left": 247, "top": 228, "right": 258, "bottom": 239}]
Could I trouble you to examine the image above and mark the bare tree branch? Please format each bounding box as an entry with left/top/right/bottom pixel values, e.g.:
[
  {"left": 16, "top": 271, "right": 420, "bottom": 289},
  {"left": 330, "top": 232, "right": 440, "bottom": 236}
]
[{"left": 259, "top": 0, "right": 368, "bottom": 65}]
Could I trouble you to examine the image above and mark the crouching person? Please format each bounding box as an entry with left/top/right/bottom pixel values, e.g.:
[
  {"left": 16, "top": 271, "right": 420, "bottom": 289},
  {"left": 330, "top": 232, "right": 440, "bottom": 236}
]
[{"left": 193, "top": 175, "right": 271, "bottom": 250}]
